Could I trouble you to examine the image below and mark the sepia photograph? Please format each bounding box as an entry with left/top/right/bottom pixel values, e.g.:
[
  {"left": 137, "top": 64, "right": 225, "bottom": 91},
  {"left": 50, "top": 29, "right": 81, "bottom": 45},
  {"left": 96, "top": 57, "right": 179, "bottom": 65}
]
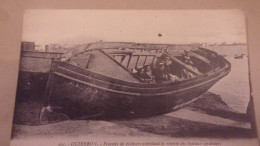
[{"left": 10, "top": 10, "right": 258, "bottom": 146}]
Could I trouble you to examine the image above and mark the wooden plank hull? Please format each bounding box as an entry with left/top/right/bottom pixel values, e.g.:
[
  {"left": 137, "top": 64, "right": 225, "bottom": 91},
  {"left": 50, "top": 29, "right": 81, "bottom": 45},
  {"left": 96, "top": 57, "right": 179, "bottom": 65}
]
[
  {"left": 46, "top": 73, "right": 222, "bottom": 119},
  {"left": 39, "top": 56, "right": 230, "bottom": 123},
  {"left": 14, "top": 44, "right": 231, "bottom": 125}
]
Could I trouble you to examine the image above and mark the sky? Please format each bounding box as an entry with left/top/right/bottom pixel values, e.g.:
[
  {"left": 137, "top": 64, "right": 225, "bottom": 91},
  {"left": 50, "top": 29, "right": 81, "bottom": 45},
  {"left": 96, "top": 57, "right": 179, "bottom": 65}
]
[{"left": 22, "top": 10, "right": 247, "bottom": 45}]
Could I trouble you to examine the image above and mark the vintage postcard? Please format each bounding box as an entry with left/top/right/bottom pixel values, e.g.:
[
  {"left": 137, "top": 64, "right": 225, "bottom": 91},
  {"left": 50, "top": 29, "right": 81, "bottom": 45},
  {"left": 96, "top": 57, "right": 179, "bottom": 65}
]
[{"left": 10, "top": 10, "right": 258, "bottom": 146}]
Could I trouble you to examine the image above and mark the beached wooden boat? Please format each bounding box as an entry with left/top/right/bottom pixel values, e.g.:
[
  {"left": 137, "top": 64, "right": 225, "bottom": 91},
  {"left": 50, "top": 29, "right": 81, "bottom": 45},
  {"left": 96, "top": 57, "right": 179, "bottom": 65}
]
[{"left": 39, "top": 42, "right": 231, "bottom": 123}]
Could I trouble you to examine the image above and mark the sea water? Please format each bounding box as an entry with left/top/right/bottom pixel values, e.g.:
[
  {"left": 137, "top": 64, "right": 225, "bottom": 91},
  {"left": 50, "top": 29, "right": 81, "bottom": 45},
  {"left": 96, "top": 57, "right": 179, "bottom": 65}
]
[{"left": 208, "top": 45, "right": 250, "bottom": 113}]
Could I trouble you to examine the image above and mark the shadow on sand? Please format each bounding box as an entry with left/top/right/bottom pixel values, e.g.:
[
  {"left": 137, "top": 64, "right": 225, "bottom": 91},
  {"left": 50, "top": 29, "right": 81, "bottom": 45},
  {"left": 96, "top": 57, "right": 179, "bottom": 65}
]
[
  {"left": 12, "top": 90, "right": 256, "bottom": 139},
  {"left": 110, "top": 114, "right": 253, "bottom": 139}
]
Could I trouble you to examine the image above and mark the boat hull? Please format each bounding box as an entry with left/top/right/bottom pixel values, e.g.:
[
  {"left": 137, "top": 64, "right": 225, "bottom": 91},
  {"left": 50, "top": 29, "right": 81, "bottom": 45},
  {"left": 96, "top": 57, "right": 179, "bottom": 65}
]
[
  {"left": 14, "top": 45, "right": 231, "bottom": 125},
  {"left": 39, "top": 57, "right": 230, "bottom": 123},
  {"left": 46, "top": 73, "right": 223, "bottom": 119}
]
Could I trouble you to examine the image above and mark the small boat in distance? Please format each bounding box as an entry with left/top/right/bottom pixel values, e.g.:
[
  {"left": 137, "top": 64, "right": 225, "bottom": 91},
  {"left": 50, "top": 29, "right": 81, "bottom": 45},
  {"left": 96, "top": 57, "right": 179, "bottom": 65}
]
[{"left": 39, "top": 42, "right": 231, "bottom": 124}]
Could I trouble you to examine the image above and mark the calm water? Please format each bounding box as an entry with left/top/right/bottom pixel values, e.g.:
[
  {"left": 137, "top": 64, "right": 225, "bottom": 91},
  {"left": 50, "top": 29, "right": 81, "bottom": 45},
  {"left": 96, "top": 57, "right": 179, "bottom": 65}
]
[{"left": 208, "top": 45, "right": 250, "bottom": 113}]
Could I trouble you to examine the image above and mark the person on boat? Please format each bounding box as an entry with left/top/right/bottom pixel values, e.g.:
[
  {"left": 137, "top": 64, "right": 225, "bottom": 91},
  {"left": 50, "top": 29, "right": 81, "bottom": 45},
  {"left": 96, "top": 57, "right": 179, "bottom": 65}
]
[
  {"left": 164, "top": 56, "right": 175, "bottom": 74},
  {"left": 136, "top": 67, "right": 150, "bottom": 83},
  {"left": 136, "top": 65, "right": 155, "bottom": 83},
  {"left": 163, "top": 56, "right": 182, "bottom": 81},
  {"left": 181, "top": 50, "right": 198, "bottom": 79},
  {"left": 154, "top": 61, "right": 180, "bottom": 83},
  {"left": 182, "top": 68, "right": 196, "bottom": 79},
  {"left": 183, "top": 50, "right": 194, "bottom": 65},
  {"left": 143, "top": 65, "right": 155, "bottom": 83},
  {"left": 154, "top": 62, "right": 168, "bottom": 82},
  {"left": 136, "top": 67, "right": 145, "bottom": 77}
]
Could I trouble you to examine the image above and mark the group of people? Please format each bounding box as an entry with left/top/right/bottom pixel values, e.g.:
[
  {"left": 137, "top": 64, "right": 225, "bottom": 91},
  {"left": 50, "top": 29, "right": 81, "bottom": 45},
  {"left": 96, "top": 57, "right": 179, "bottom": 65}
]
[
  {"left": 134, "top": 65, "right": 155, "bottom": 83},
  {"left": 135, "top": 50, "right": 198, "bottom": 83}
]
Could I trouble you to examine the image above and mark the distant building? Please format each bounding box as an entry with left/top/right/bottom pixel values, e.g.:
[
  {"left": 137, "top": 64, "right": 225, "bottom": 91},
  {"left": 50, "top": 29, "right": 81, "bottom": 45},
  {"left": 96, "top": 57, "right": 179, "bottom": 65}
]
[
  {"left": 45, "top": 45, "right": 50, "bottom": 52},
  {"left": 51, "top": 44, "right": 76, "bottom": 52},
  {"left": 21, "top": 42, "right": 35, "bottom": 51}
]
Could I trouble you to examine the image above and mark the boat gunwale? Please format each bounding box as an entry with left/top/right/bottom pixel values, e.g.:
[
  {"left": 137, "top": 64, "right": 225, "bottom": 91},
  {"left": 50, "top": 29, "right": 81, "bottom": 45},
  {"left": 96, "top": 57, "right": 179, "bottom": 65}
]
[
  {"left": 49, "top": 56, "right": 230, "bottom": 96},
  {"left": 53, "top": 61, "right": 229, "bottom": 94},
  {"left": 52, "top": 53, "right": 230, "bottom": 88},
  {"left": 52, "top": 65, "right": 230, "bottom": 96}
]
